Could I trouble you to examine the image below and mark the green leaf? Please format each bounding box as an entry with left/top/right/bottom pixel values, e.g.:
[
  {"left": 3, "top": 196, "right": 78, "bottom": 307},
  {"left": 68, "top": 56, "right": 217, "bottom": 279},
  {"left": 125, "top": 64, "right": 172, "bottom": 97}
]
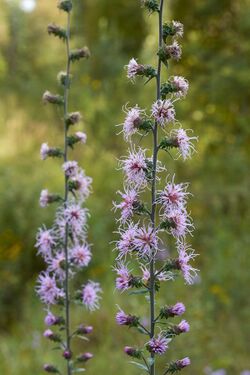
[
  {"left": 129, "top": 361, "right": 149, "bottom": 372},
  {"left": 76, "top": 335, "right": 89, "bottom": 341},
  {"left": 129, "top": 289, "right": 149, "bottom": 296},
  {"left": 72, "top": 369, "right": 86, "bottom": 373}
]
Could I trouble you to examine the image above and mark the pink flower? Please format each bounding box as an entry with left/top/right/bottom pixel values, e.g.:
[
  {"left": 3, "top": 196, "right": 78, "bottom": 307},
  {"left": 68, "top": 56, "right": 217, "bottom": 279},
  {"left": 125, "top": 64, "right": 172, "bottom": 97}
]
[
  {"left": 172, "top": 21, "right": 184, "bottom": 38},
  {"left": 171, "top": 128, "right": 197, "bottom": 160},
  {"left": 165, "top": 40, "right": 182, "bottom": 60},
  {"left": 166, "top": 209, "right": 193, "bottom": 238},
  {"left": 75, "top": 131, "right": 87, "bottom": 144},
  {"left": 47, "top": 252, "right": 66, "bottom": 281},
  {"left": 115, "top": 263, "right": 131, "bottom": 291},
  {"left": 36, "top": 272, "right": 64, "bottom": 305},
  {"left": 70, "top": 172, "right": 92, "bottom": 200},
  {"left": 114, "top": 188, "right": 138, "bottom": 223},
  {"left": 177, "top": 240, "right": 198, "bottom": 284},
  {"left": 39, "top": 189, "right": 50, "bottom": 208},
  {"left": 122, "top": 148, "right": 148, "bottom": 187},
  {"left": 44, "top": 311, "right": 58, "bottom": 326},
  {"left": 35, "top": 227, "right": 56, "bottom": 259},
  {"left": 43, "top": 329, "right": 54, "bottom": 338},
  {"left": 168, "top": 302, "right": 186, "bottom": 317},
  {"left": 170, "top": 76, "right": 189, "bottom": 98},
  {"left": 40, "top": 143, "right": 50, "bottom": 160},
  {"left": 177, "top": 319, "right": 190, "bottom": 333},
  {"left": 176, "top": 357, "right": 191, "bottom": 369},
  {"left": 62, "top": 204, "right": 88, "bottom": 236},
  {"left": 82, "top": 281, "right": 102, "bottom": 311},
  {"left": 151, "top": 99, "right": 175, "bottom": 126},
  {"left": 122, "top": 105, "right": 144, "bottom": 140},
  {"left": 126, "top": 58, "right": 144, "bottom": 81},
  {"left": 159, "top": 177, "right": 189, "bottom": 213},
  {"left": 70, "top": 243, "right": 92, "bottom": 267},
  {"left": 134, "top": 226, "right": 159, "bottom": 257},
  {"left": 147, "top": 334, "right": 169, "bottom": 355},
  {"left": 62, "top": 161, "right": 78, "bottom": 177},
  {"left": 116, "top": 223, "right": 138, "bottom": 259},
  {"left": 140, "top": 265, "right": 150, "bottom": 282}
]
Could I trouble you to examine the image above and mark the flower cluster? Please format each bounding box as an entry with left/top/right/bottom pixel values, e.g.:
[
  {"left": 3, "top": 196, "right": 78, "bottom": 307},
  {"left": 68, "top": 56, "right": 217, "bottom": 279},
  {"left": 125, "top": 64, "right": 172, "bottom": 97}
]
[
  {"left": 36, "top": 2, "right": 101, "bottom": 374},
  {"left": 114, "top": 1, "right": 198, "bottom": 374}
]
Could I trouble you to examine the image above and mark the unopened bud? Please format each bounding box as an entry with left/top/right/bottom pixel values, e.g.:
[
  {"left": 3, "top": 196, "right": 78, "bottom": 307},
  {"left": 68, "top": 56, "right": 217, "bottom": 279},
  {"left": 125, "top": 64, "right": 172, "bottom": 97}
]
[
  {"left": 43, "top": 364, "right": 59, "bottom": 373},
  {"left": 65, "top": 112, "right": 82, "bottom": 127},
  {"left": 141, "top": 0, "right": 159, "bottom": 13},
  {"left": 47, "top": 24, "right": 67, "bottom": 40},
  {"left": 63, "top": 350, "right": 72, "bottom": 360},
  {"left": 43, "top": 91, "right": 64, "bottom": 105},
  {"left": 76, "top": 325, "right": 93, "bottom": 335},
  {"left": 124, "top": 346, "right": 142, "bottom": 359},
  {"left": 77, "top": 352, "right": 93, "bottom": 362},
  {"left": 57, "top": 0, "right": 72, "bottom": 12},
  {"left": 69, "top": 47, "right": 90, "bottom": 62}
]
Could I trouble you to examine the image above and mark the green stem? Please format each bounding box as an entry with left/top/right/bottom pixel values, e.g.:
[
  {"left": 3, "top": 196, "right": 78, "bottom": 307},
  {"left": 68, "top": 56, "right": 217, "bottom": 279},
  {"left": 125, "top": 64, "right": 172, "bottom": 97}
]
[
  {"left": 63, "top": 11, "right": 71, "bottom": 375},
  {"left": 149, "top": 1, "right": 164, "bottom": 375}
]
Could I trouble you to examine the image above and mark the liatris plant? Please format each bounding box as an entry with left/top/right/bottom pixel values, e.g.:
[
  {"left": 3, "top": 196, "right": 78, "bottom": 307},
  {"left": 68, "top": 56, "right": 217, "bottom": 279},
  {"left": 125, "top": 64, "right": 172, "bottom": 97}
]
[
  {"left": 36, "top": 1, "right": 101, "bottom": 374},
  {"left": 114, "top": 1, "right": 198, "bottom": 374}
]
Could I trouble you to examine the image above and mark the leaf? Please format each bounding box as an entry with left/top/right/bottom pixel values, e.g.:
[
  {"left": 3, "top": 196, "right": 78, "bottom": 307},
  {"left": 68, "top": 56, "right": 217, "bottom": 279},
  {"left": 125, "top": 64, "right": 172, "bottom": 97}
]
[
  {"left": 129, "top": 289, "right": 149, "bottom": 296},
  {"left": 72, "top": 369, "right": 86, "bottom": 373},
  {"left": 129, "top": 361, "right": 149, "bottom": 372},
  {"left": 76, "top": 335, "right": 89, "bottom": 341},
  {"left": 52, "top": 346, "right": 62, "bottom": 351}
]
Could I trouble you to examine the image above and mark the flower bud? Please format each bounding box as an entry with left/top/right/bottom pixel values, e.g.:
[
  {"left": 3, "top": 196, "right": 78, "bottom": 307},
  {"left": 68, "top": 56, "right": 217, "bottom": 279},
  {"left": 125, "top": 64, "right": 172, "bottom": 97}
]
[
  {"left": 76, "top": 325, "right": 93, "bottom": 335},
  {"left": 67, "top": 132, "right": 87, "bottom": 148},
  {"left": 141, "top": 0, "right": 159, "bottom": 13},
  {"left": 43, "top": 329, "right": 61, "bottom": 342},
  {"left": 160, "top": 302, "right": 186, "bottom": 319},
  {"left": 63, "top": 350, "right": 72, "bottom": 360},
  {"left": 69, "top": 47, "right": 90, "bottom": 62},
  {"left": 43, "top": 91, "right": 64, "bottom": 105},
  {"left": 57, "top": 0, "right": 72, "bottom": 12},
  {"left": 166, "top": 357, "right": 191, "bottom": 373},
  {"left": 163, "top": 21, "right": 184, "bottom": 42},
  {"left": 57, "top": 71, "right": 71, "bottom": 87},
  {"left": 158, "top": 41, "right": 182, "bottom": 65},
  {"left": 65, "top": 112, "right": 82, "bottom": 127},
  {"left": 124, "top": 346, "right": 142, "bottom": 359},
  {"left": 47, "top": 24, "right": 67, "bottom": 40},
  {"left": 40, "top": 143, "right": 64, "bottom": 160},
  {"left": 116, "top": 310, "right": 139, "bottom": 327},
  {"left": 44, "top": 312, "right": 65, "bottom": 326},
  {"left": 40, "top": 190, "right": 62, "bottom": 208},
  {"left": 77, "top": 352, "right": 93, "bottom": 362},
  {"left": 43, "top": 364, "right": 59, "bottom": 373}
]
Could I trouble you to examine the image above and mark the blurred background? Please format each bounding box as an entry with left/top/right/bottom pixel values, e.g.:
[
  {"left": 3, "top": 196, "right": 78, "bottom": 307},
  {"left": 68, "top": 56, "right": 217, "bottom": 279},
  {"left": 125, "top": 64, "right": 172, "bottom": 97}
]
[{"left": 0, "top": 0, "right": 249, "bottom": 374}]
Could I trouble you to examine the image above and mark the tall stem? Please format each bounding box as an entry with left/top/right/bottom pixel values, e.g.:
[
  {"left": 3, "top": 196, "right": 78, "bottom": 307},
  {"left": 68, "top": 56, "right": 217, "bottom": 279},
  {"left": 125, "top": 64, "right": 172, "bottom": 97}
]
[
  {"left": 63, "top": 11, "right": 71, "bottom": 375},
  {"left": 149, "top": 1, "right": 164, "bottom": 375}
]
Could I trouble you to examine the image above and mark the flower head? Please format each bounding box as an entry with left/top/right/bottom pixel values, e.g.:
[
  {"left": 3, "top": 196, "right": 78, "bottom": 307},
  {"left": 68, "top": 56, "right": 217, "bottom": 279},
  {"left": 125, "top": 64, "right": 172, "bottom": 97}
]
[
  {"left": 116, "top": 308, "right": 138, "bottom": 326},
  {"left": 82, "top": 281, "right": 102, "bottom": 311},
  {"left": 121, "top": 148, "right": 148, "bottom": 188},
  {"left": 177, "top": 319, "right": 190, "bottom": 333},
  {"left": 35, "top": 227, "right": 56, "bottom": 259},
  {"left": 115, "top": 262, "right": 132, "bottom": 291},
  {"left": 168, "top": 302, "right": 186, "bottom": 317},
  {"left": 134, "top": 226, "right": 159, "bottom": 257},
  {"left": 122, "top": 105, "right": 144, "bottom": 140},
  {"left": 126, "top": 58, "right": 144, "bottom": 81},
  {"left": 70, "top": 172, "right": 92, "bottom": 200},
  {"left": 36, "top": 272, "right": 64, "bottom": 305},
  {"left": 47, "top": 252, "right": 66, "bottom": 281},
  {"left": 40, "top": 143, "right": 50, "bottom": 160},
  {"left": 177, "top": 240, "right": 198, "bottom": 284},
  {"left": 151, "top": 100, "right": 175, "bottom": 126},
  {"left": 170, "top": 76, "right": 189, "bottom": 98},
  {"left": 171, "top": 128, "right": 197, "bottom": 160},
  {"left": 62, "top": 161, "right": 78, "bottom": 177},
  {"left": 172, "top": 21, "right": 184, "bottom": 38},
  {"left": 159, "top": 177, "right": 189, "bottom": 213},
  {"left": 147, "top": 334, "right": 169, "bottom": 355},
  {"left": 58, "top": 203, "right": 88, "bottom": 236},
  {"left": 165, "top": 41, "right": 182, "bottom": 61},
  {"left": 70, "top": 243, "right": 92, "bottom": 267},
  {"left": 165, "top": 209, "right": 193, "bottom": 238},
  {"left": 75, "top": 131, "right": 87, "bottom": 144},
  {"left": 116, "top": 223, "right": 138, "bottom": 259},
  {"left": 114, "top": 188, "right": 138, "bottom": 223}
]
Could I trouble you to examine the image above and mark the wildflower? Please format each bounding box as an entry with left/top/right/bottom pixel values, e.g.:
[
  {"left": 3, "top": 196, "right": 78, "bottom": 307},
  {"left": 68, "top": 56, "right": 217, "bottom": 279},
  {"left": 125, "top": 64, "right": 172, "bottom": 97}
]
[
  {"left": 124, "top": 346, "right": 142, "bottom": 359},
  {"left": 35, "top": 227, "right": 56, "bottom": 259},
  {"left": 69, "top": 172, "right": 92, "bottom": 200},
  {"left": 165, "top": 41, "right": 182, "bottom": 61},
  {"left": 115, "top": 263, "right": 132, "bottom": 291},
  {"left": 75, "top": 131, "right": 87, "bottom": 144},
  {"left": 63, "top": 350, "right": 72, "bottom": 360},
  {"left": 134, "top": 225, "right": 159, "bottom": 257},
  {"left": 70, "top": 243, "right": 92, "bottom": 267},
  {"left": 122, "top": 105, "right": 144, "bottom": 140},
  {"left": 44, "top": 311, "right": 60, "bottom": 326},
  {"left": 116, "top": 224, "right": 138, "bottom": 259},
  {"left": 47, "top": 252, "right": 66, "bottom": 281},
  {"left": 61, "top": 203, "right": 88, "bottom": 236},
  {"left": 114, "top": 188, "right": 138, "bottom": 223},
  {"left": 121, "top": 148, "right": 148, "bottom": 187},
  {"left": 165, "top": 209, "right": 193, "bottom": 238},
  {"left": 176, "top": 240, "right": 198, "bottom": 284},
  {"left": 40, "top": 143, "right": 63, "bottom": 160},
  {"left": 151, "top": 100, "right": 175, "bottom": 126},
  {"left": 116, "top": 308, "right": 139, "bottom": 327},
  {"left": 62, "top": 161, "right": 79, "bottom": 177},
  {"left": 43, "top": 91, "right": 64, "bottom": 105},
  {"left": 141, "top": 265, "right": 150, "bottom": 282},
  {"left": 176, "top": 319, "right": 190, "bottom": 333},
  {"left": 76, "top": 325, "right": 93, "bottom": 334},
  {"left": 36, "top": 272, "right": 64, "bottom": 305},
  {"left": 43, "top": 364, "right": 59, "bottom": 373},
  {"left": 169, "top": 76, "right": 189, "bottom": 98},
  {"left": 159, "top": 178, "right": 189, "bottom": 213},
  {"left": 82, "top": 281, "right": 102, "bottom": 311},
  {"left": 66, "top": 112, "right": 82, "bottom": 126},
  {"left": 147, "top": 334, "right": 169, "bottom": 355},
  {"left": 171, "top": 128, "right": 197, "bottom": 160},
  {"left": 126, "top": 58, "right": 145, "bottom": 81}
]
